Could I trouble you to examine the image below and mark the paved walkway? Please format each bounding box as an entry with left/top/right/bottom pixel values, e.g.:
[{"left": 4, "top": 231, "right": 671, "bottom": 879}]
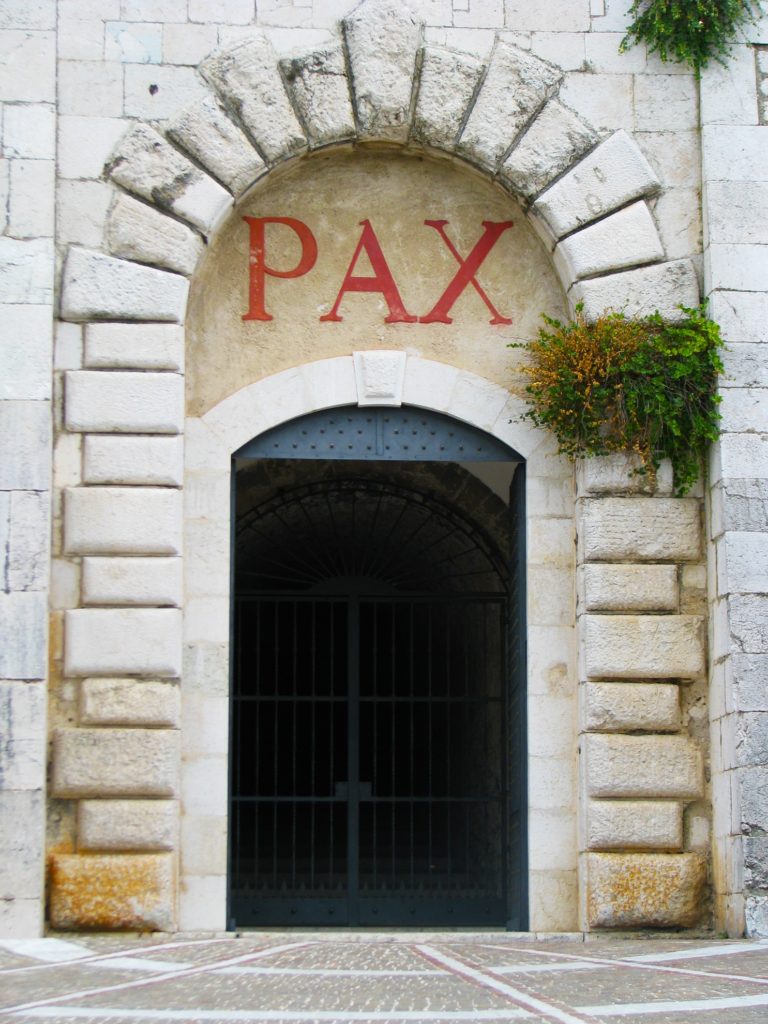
[{"left": 1, "top": 933, "right": 767, "bottom": 1024}]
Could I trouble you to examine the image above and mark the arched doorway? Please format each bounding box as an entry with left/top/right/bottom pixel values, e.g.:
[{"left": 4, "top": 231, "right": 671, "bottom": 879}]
[{"left": 228, "top": 407, "right": 526, "bottom": 928}]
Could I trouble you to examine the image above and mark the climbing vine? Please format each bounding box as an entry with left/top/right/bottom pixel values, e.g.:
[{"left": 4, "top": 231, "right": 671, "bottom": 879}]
[
  {"left": 620, "top": 0, "right": 759, "bottom": 73},
  {"left": 512, "top": 305, "right": 725, "bottom": 496}
]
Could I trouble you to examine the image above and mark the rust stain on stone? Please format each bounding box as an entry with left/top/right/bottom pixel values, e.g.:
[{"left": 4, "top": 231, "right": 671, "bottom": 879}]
[
  {"left": 49, "top": 853, "right": 175, "bottom": 931},
  {"left": 587, "top": 852, "right": 707, "bottom": 929}
]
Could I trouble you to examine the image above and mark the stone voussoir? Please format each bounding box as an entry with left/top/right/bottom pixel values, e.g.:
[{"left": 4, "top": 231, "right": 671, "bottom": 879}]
[
  {"left": 108, "top": 123, "right": 232, "bottom": 235},
  {"left": 412, "top": 45, "right": 484, "bottom": 150},
  {"left": 501, "top": 98, "right": 599, "bottom": 201},
  {"left": 343, "top": 0, "right": 423, "bottom": 143},
  {"left": 585, "top": 733, "right": 703, "bottom": 799},
  {"left": 583, "top": 681, "right": 681, "bottom": 732},
  {"left": 280, "top": 42, "right": 356, "bottom": 149},
  {"left": 60, "top": 248, "right": 189, "bottom": 324},
  {"left": 554, "top": 201, "right": 664, "bottom": 286},
  {"left": 458, "top": 40, "right": 561, "bottom": 172},
  {"left": 52, "top": 728, "right": 180, "bottom": 799},
  {"left": 49, "top": 852, "right": 175, "bottom": 931},
  {"left": 166, "top": 92, "right": 266, "bottom": 198},
  {"left": 586, "top": 852, "right": 707, "bottom": 928},
  {"left": 580, "top": 497, "right": 701, "bottom": 562},
  {"left": 106, "top": 192, "right": 203, "bottom": 277},
  {"left": 78, "top": 800, "right": 178, "bottom": 853},
  {"left": 200, "top": 34, "right": 307, "bottom": 165},
  {"left": 80, "top": 677, "right": 180, "bottom": 726},
  {"left": 584, "top": 614, "right": 705, "bottom": 680}
]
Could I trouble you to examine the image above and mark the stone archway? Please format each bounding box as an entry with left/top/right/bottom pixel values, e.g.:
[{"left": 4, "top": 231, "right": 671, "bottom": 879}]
[{"left": 51, "top": 0, "right": 706, "bottom": 934}]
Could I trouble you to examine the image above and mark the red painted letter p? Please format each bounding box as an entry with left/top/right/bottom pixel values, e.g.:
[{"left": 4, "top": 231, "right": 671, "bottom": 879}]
[{"left": 242, "top": 216, "right": 318, "bottom": 322}]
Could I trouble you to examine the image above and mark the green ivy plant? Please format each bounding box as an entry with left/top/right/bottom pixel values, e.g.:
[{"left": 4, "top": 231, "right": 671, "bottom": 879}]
[
  {"left": 620, "top": 0, "right": 759, "bottom": 74},
  {"left": 511, "top": 305, "right": 725, "bottom": 496}
]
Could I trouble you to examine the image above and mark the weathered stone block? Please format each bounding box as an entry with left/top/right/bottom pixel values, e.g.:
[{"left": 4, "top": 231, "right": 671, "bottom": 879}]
[
  {"left": 281, "top": 43, "right": 356, "bottom": 149},
  {"left": 412, "top": 45, "right": 482, "bottom": 150},
  {"left": 458, "top": 41, "right": 561, "bottom": 170},
  {"left": 0, "top": 681, "right": 46, "bottom": 790},
  {"left": 732, "top": 654, "right": 768, "bottom": 712},
  {"left": 83, "top": 435, "right": 183, "bottom": 487},
  {"left": 78, "top": 800, "right": 178, "bottom": 852},
  {"left": 108, "top": 124, "right": 232, "bottom": 234},
  {"left": 534, "top": 130, "right": 660, "bottom": 239},
  {"left": 746, "top": 895, "right": 768, "bottom": 938},
  {"left": 744, "top": 836, "right": 768, "bottom": 891},
  {"left": 554, "top": 201, "right": 663, "bottom": 284},
  {"left": 80, "top": 678, "right": 180, "bottom": 726},
  {"left": 343, "top": 0, "right": 422, "bottom": 142},
  {"left": 82, "top": 556, "right": 182, "bottom": 607},
  {"left": 0, "top": 790, "right": 45, "bottom": 900},
  {"left": 719, "top": 531, "right": 768, "bottom": 596},
  {"left": 64, "top": 609, "right": 182, "bottom": 677},
  {"left": 84, "top": 323, "right": 184, "bottom": 372},
  {"left": 167, "top": 93, "right": 265, "bottom": 198},
  {"left": 65, "top": 370, "right": 183, "bottom": 434},
  {"left": 0, "top": 302, "right": 52, "bottom": 402},
  {"left": 0, "top": 401, "right": 51, "bottom": 490},
  {"left": 737, "top": 712, "right": 768, "bottom": 768},
  {"left": 576, "top": 454, "right": 674, "bottom": 497},
  {"left": 584, "top": 682, "right": 681, "bottom": 733},
  {"left": 720, "top": 480, "right": 768, "bottom": 533},
  {"left": 582, "top": 564, "right": 678, "bottom": 612},
  {"left": 0, "top": 237, "right": 53, "bottom": 305},
  {"left": 53, "top": 728, "right": 179, "bottom": 799},
  {"left": 107, "top": 193, "right": 203, "bottom": 277},
  {"left": 741, "top": 766, "right": 768, "bottom": 834},
  {"left": 571, "top": 259, "right": 700, "bottom": 323},
  {"left": 64, "top": 487, "right": 182, "bottom": 556},
  {"left": 580, "top": 497, "right": 700, "bottom": 561},
  {"left": 730, "top": 595, "right": 768, "bottom": 654},
  {"left": 584, "top": 615, "right": 705, "bottom": 680},
  {"left": 49, "top": 853, "right": 174, "bottom": 931},
  {"left": 201, "top": 35, "right": 306, "bottom": 163},
  {"left": 587, "top": 852, "right": 706, "bottom": 928},
  {"left": 585, "top": 734, "right": 703, "bottom": 799},
  {"left": 7, "top": 490, "right": 50, "bottom": 593},
  {"left": 500, "top": 99, "right": 598, "bottom": 200},
  {"left": 0, "top": 593, "right": 47, "bottom": 681},
  {"left": 60, "top": 248, "right": 189, "bottom": 323},
  {"left": 587, "top": 800, "right": 683, "bottom": 851}
]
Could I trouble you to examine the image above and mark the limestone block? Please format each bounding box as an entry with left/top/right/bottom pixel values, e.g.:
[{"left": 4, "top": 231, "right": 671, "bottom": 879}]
[
  {"left": 0, "top": 896, "right": 42, "bottom": 937},
  {"left": 720, "top": 388, "right": 768, "bottom": 435},
  {"left": 583, "top": 682, "right": 681, "bottom": 732},
  {"left": 83, "top": 435, "right": 183, "bottom": 487},
  {"left": 108, "top": 124, "right": 232, "bottom": 235},
  {"left": 501, "top": 99, "right": 598, "bottom": 200},
  {"left": 412, "top": 45, "right": 483, "bottom": 150},
  {"left": 281, "top": 43, "right": 356, "bottom": 148},
  {"left": 731, "top": 654, "right": 768, "bottom": 712},
  {"left": 717, "top": 480, "right": 768, "bottom": 534},
  {"left": 587, "top": 800, "right": 683, "bottom": 851},
  {"left": 85, "top": 323, "right": 184, "bottom": 372},
  {"left": 0, "top": 593, "right": 47, "bottom": 681},
  {"left": 0, "top": 681, "right": 46, "bottom": 790},
  {"left": 53, "top": 728, "right": 180, "bottom": 799},
  {"left": 458, "top": 41, "right": 561, "bottom": 171},
  {"left": 729, "top": 594, "right": 768, "bottom": 654},
  {"left": 584, "top": 614, "right": 705, "bottom": 680},
  {"left": 82, "top": 557, "right": 182, "bottom": 607},
  {"left": 585, "top": 734, "right": 703, "bottom": 799},
  {"left": 124, "top": 64, "right": 207, "bottom": 121},
  {"left": 554, "top": 202, "right": 663, "bottom": 285},
  {"left": 343, "top": 0, "right": 422, "bottom": 142},
  {"left": 80, "top": 678, "right": 180, "bottom": 726},
  {"left": 708, "top": 291, "right": 768, "bottom": 346},
  {"left": 64, "top": 608, "right": 182, "bottom": 677},
  {"left": 78, "top": 800, "right": 178, "bottom": 852},
  {"left": 49, "top": 853, "right": 174, "bottom": 931},
  {"left": 65, "top": 487, "right": 181, "bottom": 556},
  {"left": 741, "top": 765, "right": 768, "bottom": 833},
  {"left": 572, "top": 258, "right": 700, "bottom": 323},
  {"left": 737, "top": 712, "right": 768, "bottom": 768},
  {"left": 533, "top": 130, "right": 660, "bottom": 239},
  {"left": 200, "top": 35, "right": 307, "bottom": 163},
  {"left": 586, "top": 852, "right": 706, "bottom": 928},
  {"left": 7, "top": 490, "right": 50, "bottom": 593},
  {"left": 746, "top": 895, "right": 768, "bottom": 938},
  {"left": 0, "top": 302, "right": 53, "bottom": 401},
  {"left": 166, "top": 93, "right": 265, "bottom": 197},
  {"left": 107, "top": 193, "right": 203, "bottom": 277},
  {"left": 65, "top": 370, "right": 183, "bottom": 434},
  {"left": 0, "top": 236, "right": 54, "bottom": 305},
  {"left": 582, "top": 564, "right": 678, "bottom": 612},
  {"left": 721, "top": 344, "right": 768, "bottom": 389},
  {"left": 58, "top": 114, "right": 127, "bottom": 180},
  {"left": 580, "top": 497, "right": 700, "bottom": 561},
  {"left": 576, "top": 454, "right": 674, "bottom": 497},
  {"left": 60, "top": 248, "right": 189, "bottom": 323},
  {"left": 0, "top": 791, "right": 45, "bottom": 900},
  {"left": 0, "top": 401, "right": 51, "bottom": 490},
  {"left": 744, "top": 837, "right": 768, "bottom": 890},
  {"left": 719, "top": 531, "right": 768, "bottom": 596},
  {"left": 715, "top": 434, "right": 768, "bottom": 483}
]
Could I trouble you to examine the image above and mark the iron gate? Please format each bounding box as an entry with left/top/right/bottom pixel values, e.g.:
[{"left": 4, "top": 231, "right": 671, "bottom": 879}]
[{"left": 230, "top": 590, "right": 509, "bottom": 927}]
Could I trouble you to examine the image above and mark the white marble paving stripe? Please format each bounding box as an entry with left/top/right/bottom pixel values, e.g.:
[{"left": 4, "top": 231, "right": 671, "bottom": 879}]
[
  {"left": 416, "top": 945, "right": 591, "bottom": 1024},
  {"left": 480, "top": 943, "right": 768, "bottom": 987},
  {"left": 18, "top": 1011, "right": 532, "bottom": 1022},
  {"left": 0, "top": 939, "right": 91, "bottom": 963},
  {"left": 215, "top": 967, "right": 442, "bottom": 976},
  {"left": 86, "top": 958, "right": 194, "bottom": 974},
  {"left": 491, "top": 963, "right": 601, "bottom": 975},
  {"left": 0, "top": 943, "right": 312, "bottom": 1017},
  {"left": 581, "top": 991, "right": 768, "bottom": 1016},
  {"left": 626, "top": 941, "right": 768, "bottom": 963},
  {"left": 0, "top": 938, "right": 231, "bottom": 976}
]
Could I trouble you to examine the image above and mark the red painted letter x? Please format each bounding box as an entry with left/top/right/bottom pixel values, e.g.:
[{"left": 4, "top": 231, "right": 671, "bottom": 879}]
[{"left": 419, "top": 220, "right": 514, "bottom": 325}]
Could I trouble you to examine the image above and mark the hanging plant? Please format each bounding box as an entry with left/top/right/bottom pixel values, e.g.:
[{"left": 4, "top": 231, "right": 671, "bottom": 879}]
[
  {"left": 511, "top": 304, "right": 724, "bottom": 496},
  {"left": 620, "top": 0, "right": 759, "bottom": 74}
]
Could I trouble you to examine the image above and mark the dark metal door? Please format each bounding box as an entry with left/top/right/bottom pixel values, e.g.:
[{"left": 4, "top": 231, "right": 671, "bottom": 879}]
[{"left": 230, "top": 590, "right": 508, "bottom": 927}]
